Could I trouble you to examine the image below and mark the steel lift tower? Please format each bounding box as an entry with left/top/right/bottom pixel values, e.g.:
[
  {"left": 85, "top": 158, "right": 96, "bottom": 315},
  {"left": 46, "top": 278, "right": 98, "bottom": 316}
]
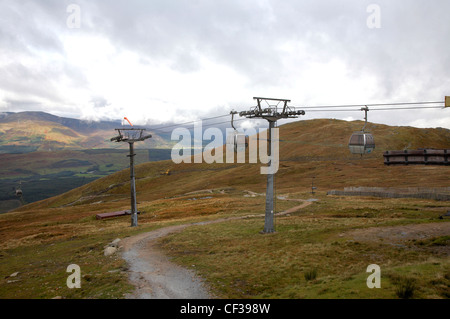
[
  {"left": 111, "top": 128, "right": 152, "bottom": 227},
  {"left": 239, "top": 97, "right": 305, "bottom": 233}
]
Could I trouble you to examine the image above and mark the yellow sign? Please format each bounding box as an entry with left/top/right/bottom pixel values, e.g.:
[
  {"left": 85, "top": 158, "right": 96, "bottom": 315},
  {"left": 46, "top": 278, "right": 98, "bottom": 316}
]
[{"left": 446, "top": 96, "right": 450, "bottom": 107}]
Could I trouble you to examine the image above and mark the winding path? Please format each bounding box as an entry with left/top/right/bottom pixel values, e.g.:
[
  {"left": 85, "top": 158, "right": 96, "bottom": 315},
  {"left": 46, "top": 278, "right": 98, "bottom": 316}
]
[
  {"left": 121, "top": 224, "right": 214, "bottom": 299},
  {"left": 120, "top": 196, "right": 313, "bottom": 299}
]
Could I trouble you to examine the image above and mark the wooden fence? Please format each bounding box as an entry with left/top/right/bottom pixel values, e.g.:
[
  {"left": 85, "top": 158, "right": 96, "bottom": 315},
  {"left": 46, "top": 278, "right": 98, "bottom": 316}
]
[
  {"left": 384, "top": 149, "right": 449, "bottom": 165},
  {"left": 327, "top": 186, "right": 450, "bottom": 201}
]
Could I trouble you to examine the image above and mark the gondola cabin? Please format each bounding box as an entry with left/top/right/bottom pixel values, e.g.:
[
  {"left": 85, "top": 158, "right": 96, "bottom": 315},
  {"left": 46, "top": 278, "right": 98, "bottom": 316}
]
[
  {"left": 226, "top": 131, "right": 248, "bottom": 153},
  {"left": 15, "top": 188, "right": 23, "bottom": 197},
  {"left": 348, "top": 132, "right": 375, "bottom": 154}
]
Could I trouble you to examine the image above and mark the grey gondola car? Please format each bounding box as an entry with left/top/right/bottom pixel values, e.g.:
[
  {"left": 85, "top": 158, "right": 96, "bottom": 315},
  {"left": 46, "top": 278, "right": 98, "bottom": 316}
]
[
  {"left": 348, "top": 132, "right": 375, "bottom": 154},
  {"left": 226, "top": 130, "right": 248, "bottom": 153}
]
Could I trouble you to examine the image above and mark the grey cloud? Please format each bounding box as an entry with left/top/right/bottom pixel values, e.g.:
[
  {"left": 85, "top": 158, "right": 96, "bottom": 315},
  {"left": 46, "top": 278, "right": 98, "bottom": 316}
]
[
  {"left": 0, "top": 0, "right": 89, "bottom": 108},
  {"left": 0, "top": 0, "right": 64, "bottom": 54},
  {"left": 0, "top": 62, "right": 63, "bottom": 102},
  {"left": 0, "top": 59, "right": 88, "bottom": 106},
  {"left": 90, "top": 96, "right": 110, "bottom": 108},
  {"left": 82, "top": 0, "right": 287, "bottom": 82},
  {"left": 4, "top": 0, "right": 449, "bottom": 91},
  {"left": 79, "top": 0, "right": 450, "bottom": 95},
  {"left": 0, "top": 0, "right": 449, "bottom": 126},
  {"left": 4, "top": 99, "right": 42, "bottom": 111}
]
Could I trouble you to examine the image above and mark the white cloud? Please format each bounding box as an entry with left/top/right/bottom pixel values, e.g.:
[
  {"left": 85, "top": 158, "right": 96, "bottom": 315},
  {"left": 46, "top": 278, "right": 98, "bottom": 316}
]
[
  {"left": 0, "top": 0, "right": 449, "bottom": 130},
  {"left": 409, "top": 115, "right": 450, "bottom": 129}
]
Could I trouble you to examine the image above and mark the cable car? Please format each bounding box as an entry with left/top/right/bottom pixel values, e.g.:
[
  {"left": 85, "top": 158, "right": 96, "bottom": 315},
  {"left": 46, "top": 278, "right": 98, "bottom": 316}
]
[
  {"left": 226, "top": 130, "right": 248, "bottom": 153},
  {"left": 227, "top": 111, "right": 248, "bottom": 153},
  {"left": 15, "top": 182, "right": 23, "bottom": 197},
  {"left": 348, "top": 106, "right": 375, "bottom": 155},
  {"left": 348, "top": 132, "right": 375, "bottom": 154}
]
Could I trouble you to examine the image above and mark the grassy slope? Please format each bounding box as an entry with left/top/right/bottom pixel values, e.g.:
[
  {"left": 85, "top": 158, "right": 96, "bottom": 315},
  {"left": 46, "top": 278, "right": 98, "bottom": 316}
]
[
  {"left": 160, "top": 194, "right": 450, "bottom": 299},
  {"left": 0, "top": 119, "right": 449, "bottom": 299}
]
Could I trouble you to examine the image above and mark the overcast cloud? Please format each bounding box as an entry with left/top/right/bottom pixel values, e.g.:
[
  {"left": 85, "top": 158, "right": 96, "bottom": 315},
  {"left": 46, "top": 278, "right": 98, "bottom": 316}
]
[{"left": 0, "top": 0, "right": 449, "bottom": 128}]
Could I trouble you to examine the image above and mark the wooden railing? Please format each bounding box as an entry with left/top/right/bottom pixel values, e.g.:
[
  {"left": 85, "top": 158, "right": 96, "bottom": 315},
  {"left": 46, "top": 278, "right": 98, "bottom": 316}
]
[{"left": 383, "top": 149, "right": 449, "bottom": 165}]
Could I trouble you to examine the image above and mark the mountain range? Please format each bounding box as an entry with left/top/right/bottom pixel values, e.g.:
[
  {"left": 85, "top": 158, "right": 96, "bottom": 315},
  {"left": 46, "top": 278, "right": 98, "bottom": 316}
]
[{"left": 0, "top": 111, "right": 173, "bottom": 153}]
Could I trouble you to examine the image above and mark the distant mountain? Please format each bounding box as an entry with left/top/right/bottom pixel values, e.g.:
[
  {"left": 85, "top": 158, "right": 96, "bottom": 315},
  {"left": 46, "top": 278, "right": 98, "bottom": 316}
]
[
  {"left": 0, "top": 111, "right": 173, "bottom": 153},
  {"left": 0, "top": 111, "right": 119, "bottom": 132}
]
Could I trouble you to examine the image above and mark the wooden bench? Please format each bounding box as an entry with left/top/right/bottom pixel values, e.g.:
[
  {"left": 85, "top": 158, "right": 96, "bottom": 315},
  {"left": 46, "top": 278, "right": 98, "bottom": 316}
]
[{"left": 96, "top": 210, "right": 140, "bottom": 220}]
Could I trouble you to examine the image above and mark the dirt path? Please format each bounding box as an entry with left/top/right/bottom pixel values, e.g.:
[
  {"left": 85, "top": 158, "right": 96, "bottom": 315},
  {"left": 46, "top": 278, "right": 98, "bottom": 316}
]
[
  {"left": 277, "top": 198, "right": 314, "bottom": 216},
  {"left": 121, "top": 196, "right": 313, "bottom": 299},
  {"left": 121, "top": 224, "right": 215, "bottom": 299}
]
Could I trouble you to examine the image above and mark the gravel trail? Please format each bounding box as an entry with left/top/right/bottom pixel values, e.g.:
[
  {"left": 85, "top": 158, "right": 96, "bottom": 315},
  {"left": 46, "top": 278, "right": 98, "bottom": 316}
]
[
  {"left": 121, "top": 197, "right": 313, "bottom": 299},
  {"left": 121, "top": 224, "right": 215, "bottom": 299}
]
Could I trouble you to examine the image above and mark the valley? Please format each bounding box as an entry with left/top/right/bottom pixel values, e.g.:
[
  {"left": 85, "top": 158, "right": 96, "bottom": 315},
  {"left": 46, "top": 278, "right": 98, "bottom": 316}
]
[
  {"left": 0, "top": 149, "right": 172, "bottom": 213},
  {"left": 0, "top": 111, "right": 174, "bottom": 212}
]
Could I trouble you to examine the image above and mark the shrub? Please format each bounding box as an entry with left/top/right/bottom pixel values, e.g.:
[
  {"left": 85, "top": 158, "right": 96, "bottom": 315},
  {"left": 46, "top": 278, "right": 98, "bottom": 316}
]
[
  {"left": 304, "top": 269, "right": 318, "bottom": 281},
  {"left": 395, "top": 277, "right": 416, "bottom": 299}
]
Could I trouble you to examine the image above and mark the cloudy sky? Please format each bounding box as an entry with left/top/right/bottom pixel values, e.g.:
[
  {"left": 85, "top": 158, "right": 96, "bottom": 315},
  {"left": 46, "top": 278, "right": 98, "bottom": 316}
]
[{"left": 0, "top": 0, "right": 449, "bottom": 129}]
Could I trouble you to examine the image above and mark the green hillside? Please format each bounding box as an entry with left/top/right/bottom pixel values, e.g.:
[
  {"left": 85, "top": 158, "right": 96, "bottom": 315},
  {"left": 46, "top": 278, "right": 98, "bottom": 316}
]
[{"left": 0, "top": 118, "right": 449, "bottom": 299}]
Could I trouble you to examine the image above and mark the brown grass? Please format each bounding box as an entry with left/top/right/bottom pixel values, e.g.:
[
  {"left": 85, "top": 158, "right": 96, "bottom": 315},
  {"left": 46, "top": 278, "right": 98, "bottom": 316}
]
[{"left": 0, "top": 118, "right": 449, "bottom": 298}]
